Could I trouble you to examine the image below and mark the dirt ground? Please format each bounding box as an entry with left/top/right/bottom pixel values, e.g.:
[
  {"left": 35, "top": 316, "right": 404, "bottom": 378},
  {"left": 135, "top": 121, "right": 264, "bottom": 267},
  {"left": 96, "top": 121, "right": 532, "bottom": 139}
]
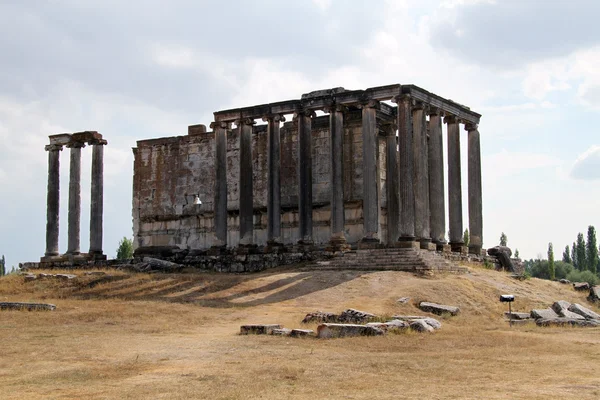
[{"left": 1, "top": 265, "right": 600, "bottom": 399}]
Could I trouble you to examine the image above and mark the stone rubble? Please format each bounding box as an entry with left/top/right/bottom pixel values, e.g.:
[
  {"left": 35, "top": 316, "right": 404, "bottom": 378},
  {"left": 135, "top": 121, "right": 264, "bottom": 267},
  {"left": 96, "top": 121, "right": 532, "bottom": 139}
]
[
  {"left": 525, "top": 300, "right": 600, "bottom": 327},
  {"left": 568, "top": 303, "right": 600, "bottom": 320},
  {"left": 301, "top": 311, "right": 338, "bottom": 324},
  {"left": 550, "top": 301, "right": 585, "bottom": 320},
  {"left": 418, "top": 301, "right": 460, "bottom": 316},
  {"left": 588, "top": 286, "right": 600, "bottom": 303},
  {"left": 239, "top": 324, "right": 282, "bottom": 335},
  {"left": 0, "top": 302, "right": 57, "bottom": 311},
  {"left": 316, "top": 323, "right": 384, "bottom": 338},
  {"left": 573, "top": 282, "right": 590, "bottom": 291}
]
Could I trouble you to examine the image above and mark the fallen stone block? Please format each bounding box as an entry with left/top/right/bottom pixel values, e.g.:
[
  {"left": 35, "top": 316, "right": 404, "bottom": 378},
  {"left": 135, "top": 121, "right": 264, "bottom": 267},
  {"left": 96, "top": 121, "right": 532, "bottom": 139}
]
[
  {"left": 418, "top": 302, "right": 460, "bottom": 316},
  {"left": 366, "top": 319, "right": 409, "bottom": 332},
  {"left": 409, "top": 320, "right": 435, "bottom": 332},
  {"left": 392, "top": 315, "right": 430, "bottom": 321},
  {"left": 422, "top": 318, "right": 442, "bottom": 330},
  {"left": 536, "top": 318, "right": 600, "bottom": 327},
  {"left": 23, "top": 274, "right": 37, "bottom": 282},
  {"left": 559, "top": 279, "right": 571, "bottom": 284},
  {"left": 588, "top": 286, "right": 600, "bottom": 302},
  {"left": 84, "top": 271, "right": 107, "bottom": 276},
  {"left": 530, "top": 308, "right": 559, "bottom": 320},
  {"left": 290, "top": 329, "right": 314, "bottom": 337},
  {"left": 142, "top": 257, "right": 184, "bottom": 271},
  {"left": 396, "top": 297, "right": 411, "bottom": 304},
  {"left": 55, "top": 274, "right": 77, "bottom": 280},
  {"left": 551, "top": 301, "right": 585, "bottom": 320},
  {"left": 504, "top": 312, "right": 531, "bottom": 320},
  {"left": 240, "top": 324, "right": 282, "bottom": 335},
  {"left": 301, "top": 311, "right": 338, "bottom": 324},
  {"left": 338, "top": 309, "right": 377, "bottom": 323},
  {"left": 573, "top": 282, "right": 590, "bottom": 291},
  {"left": 271, "top": 328, "right": 292, "bottom": 336},
  {"left": 568, "top": 303, "right": 600, "bottom": 320},
  {"left": 316, "top": 323, "right": 384, "bottom": 338},
  {"left": 0, "top": 302, "right": 56, "bottom": 311}
]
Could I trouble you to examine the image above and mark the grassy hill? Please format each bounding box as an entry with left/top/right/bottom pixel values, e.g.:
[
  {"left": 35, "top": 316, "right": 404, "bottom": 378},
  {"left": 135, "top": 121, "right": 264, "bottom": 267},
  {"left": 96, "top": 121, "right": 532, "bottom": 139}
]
[{"left": 1, "top": 264, "right": 600, "bottom": 399}]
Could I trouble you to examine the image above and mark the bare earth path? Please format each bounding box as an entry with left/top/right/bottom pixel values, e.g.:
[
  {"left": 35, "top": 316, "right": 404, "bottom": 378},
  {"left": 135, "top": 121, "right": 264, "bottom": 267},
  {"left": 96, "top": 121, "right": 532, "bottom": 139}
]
[{"left": 1, "top": 266, "right": 600, "bottom": 399}]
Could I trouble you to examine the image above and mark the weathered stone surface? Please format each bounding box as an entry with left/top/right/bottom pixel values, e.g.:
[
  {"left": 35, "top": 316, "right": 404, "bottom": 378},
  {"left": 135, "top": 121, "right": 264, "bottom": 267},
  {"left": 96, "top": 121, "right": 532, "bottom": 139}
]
[
  {"left": 409, "top": 320, "right": 435, "bottom": 332},
  {"left": 0, "top": 302, "right": 56, "bottom": 311},
  {"left": 559, "top": 279, "right": 571, "bottom": 284},
  {"left": 573, "top": 282, "right": 590, "bottom": 291},
  {"left": 392, "top": 315, "right": 430, "bottom": 320},
  {"left": 366, "top": 319, "right": 409, "bottom": 331},
  {"left": 142, "top": 257, "right": 183, "bottom": 271},
  {"left": 271, "top": 328, "right": 292, "bottom": 336},
  {"left": 240, "top": 324, "right": 282, "bottom": 335},
  {"left": 551, "top": 300, "right": 571, "bottom": 314},
  {"left": 487, "top": 246, "right": 516, "bottom": 272},
  {"left": 301, "top": 311, "right": 338, "bottom": 324},
  {"left": 530, "top": 308, "right": 559, "bottom": 320},
  {"left": 504, "top": 312, "right": 531, "bottom": 320},
  {"left": 421, "top": 318, "right": 442, "bottom": 330},
  {"left": 338, "top": 309, "right": 377, "bottom": 323},
  {"left": 55, "top": 274, "right": 77, "bottom": 280},
  {"left": 419, "top": 302, "right": 460, "bottom": 316},
  {"left": 588, "top": 286, "right": 600, "bottom": 302},
  {"left": 23, "top": 274, "right": 37, "bottom": 281},
  {"left": 396, "top": 297, "right": 411, "bottom": 304},
  {"left": 84, "top": 271, "right": 106, "bottom": 276},
  {"left": 316, "top": 323, "right": 384, "bottom": 338},
  {"left": 536, "top": 318, "right": 600, "bottom": 327},
  {"left": 568, "top": 303, "right": 600, "bottom": 320},
  {"left": 290, "top": 329, "right": 314, "bottom": 337}
]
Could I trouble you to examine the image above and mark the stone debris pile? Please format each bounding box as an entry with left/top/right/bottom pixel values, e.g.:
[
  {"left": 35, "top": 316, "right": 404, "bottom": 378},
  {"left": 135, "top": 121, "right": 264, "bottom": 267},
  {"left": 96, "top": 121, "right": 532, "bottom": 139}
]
[
  {"left": 505, "top": 300, "right": 600, "bottom": 327},
  {"left": 0, "top": 302, "right": 57, "bottom": 311},
  {"left": 23, "top": 273, "right": 77, "bottom": 281}
]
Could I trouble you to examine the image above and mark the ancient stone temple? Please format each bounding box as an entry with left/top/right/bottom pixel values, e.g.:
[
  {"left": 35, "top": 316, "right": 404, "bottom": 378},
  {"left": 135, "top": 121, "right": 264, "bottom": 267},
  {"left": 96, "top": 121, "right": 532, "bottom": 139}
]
[
  {"left": 41, "top": 131, "right": 107, "bottom": 262},
  {"left": 132, "top": 84, "right": 482, "bottom": 256}
]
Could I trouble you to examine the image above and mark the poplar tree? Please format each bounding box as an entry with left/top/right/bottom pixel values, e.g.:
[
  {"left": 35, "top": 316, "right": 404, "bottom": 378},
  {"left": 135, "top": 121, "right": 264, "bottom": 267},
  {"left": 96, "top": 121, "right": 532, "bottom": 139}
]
[
  {"left": 576, "top": 233, "right": 587, "bottom": 271},
  {"left": 562, "top": 245, "right": 572, "bottom": 264},
  {"left": 500, "top": 232, "right": 507, "bottom": 246},
  {"left": 548, "top": 242, "right": 555, "bottom": 280},
  {"left": 572, "top": 242, "right": 577, "bottom": 269},
  {"left": 586, "top": 226, "right": 598, "bottom": 274},
  {"left": 463, "top": 229, "right": 470, "bottom": 247}
]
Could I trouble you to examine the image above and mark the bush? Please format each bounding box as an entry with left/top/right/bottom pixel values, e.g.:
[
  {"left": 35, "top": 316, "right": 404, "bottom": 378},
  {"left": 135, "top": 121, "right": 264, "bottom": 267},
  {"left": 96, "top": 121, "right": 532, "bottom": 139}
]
[
  {"left": 116, "top": 237, "right": 134, "bottom": 260},
  {"left": 554, "top": 261, "right": 574, "bottom": 280},
  {"left": 566, "top": 270, "right": 599, "bottom": 286}
]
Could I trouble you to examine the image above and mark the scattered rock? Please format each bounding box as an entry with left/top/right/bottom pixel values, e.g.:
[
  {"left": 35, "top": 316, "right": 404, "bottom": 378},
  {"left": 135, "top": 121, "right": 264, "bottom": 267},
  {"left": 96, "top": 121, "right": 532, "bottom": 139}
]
[
  {"left": 142, "top": 257, "right": 184, "bottom": 272},
  {"left": 504, "top": 312, "right": 531, "bottom": 320},
  {"left": 536, "top": 318, "right": 600, "bottom": 327},
  {"left": 240, "top": 324, "right": 282, "bottom": 335},
  {"left": 0, "top": 302, "right": 56, "bottom": 311},
  {"left": 396, "top": 297, "right": 411, "bottom": 304},
  {"left": 392, "top": 315, "right": 430, "bottom": 320},
  {"left": 573, "top": 282, "right": 590, "bottom": 291},
  {"left": 421, "top": 318, "right": 442, "bottom": 330},
  {"left": 487, "top": 246, "right": 516, "bottom": 272},
  {"left": 55, "top": 274, "right": 77, "bottom": 280},
  {"left": 338, "top": 309, "right": 377, "bottom": 323},
  {"left": 270, "top": 328, "right": 292, "bottom": 336},
  {"left": 530, "top": 308, "right": 559, "bottom": 320},
  {"left": 366, "top": 319, "right": 409, "bottom": 332},
  {"left": 409, "top": 320, "right": 435, "bottom": 332},
  {"left": 551, "top": 301, "right": 585, "bottom": 320},
  {"left": 588, "top": 286, "right": 600, "bottom": 302},
  {"left": 316, "top": 323, "right": 384, "bottom": 338},
  {"left": 23, "top": 274, "right": 37, "bottom": 281},
  {"left": 84, "top": 271, "right": 107, "bottom": 276},
  {"left": 290, "top": 329, "right": 314, "bottom": 337},
  {"left": 559, "top": 279, "right": 571, "bottom": 284},
  {"left": 301, "top": 311, "right": 338, "bottom": 324},
  {"left": 568, "top": 303, "right": 600, "bottom": 320},
  {"left": 419, "top": 302, "right": 460, "bottom": 316}
]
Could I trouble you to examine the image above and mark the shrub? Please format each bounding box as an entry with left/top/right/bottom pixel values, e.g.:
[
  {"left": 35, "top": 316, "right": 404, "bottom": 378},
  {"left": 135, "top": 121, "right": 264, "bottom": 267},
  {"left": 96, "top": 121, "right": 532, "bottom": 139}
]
[{"left": 566, "top": 270, "right": 599, "bottom": 286}]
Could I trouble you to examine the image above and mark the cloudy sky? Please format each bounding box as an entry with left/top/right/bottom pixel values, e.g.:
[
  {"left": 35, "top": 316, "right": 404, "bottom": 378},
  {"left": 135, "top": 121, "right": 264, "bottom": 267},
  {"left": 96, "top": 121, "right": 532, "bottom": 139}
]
[{"left": 1, "top": 0, "right": 599, "bottom": 267}]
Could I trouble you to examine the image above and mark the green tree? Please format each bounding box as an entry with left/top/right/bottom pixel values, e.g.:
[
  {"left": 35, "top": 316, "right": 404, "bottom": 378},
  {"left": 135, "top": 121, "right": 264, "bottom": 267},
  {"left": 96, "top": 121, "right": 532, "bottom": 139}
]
[
  {"left": 548, "top": 242, "right": 555, "bottom": 280},
  {"left": 0, "top": 255, "right": 5, "bottom": 276},
  {"left": 463, "top": 229, "right": 470, "bottom": 247},
  {"left": 572, "top": 242, "right": 577, "bottom": 270},
  {"left": 500, "top": 232, "right": 507, "bottom": 246},
  {"left": 116, "top": 237, "right": 134, "bottom": 260},
  {"left": 586, "top": 225, "right": 598, "bottom": 275},
  {"left": 514, "top": 249, "right": 520, "bottom": 259},
  {"left": 576, "top": 233, "right": 587, "bottom": 271},
  {"left": 562, "top": 245, "right": 572, "bottom": 264}
]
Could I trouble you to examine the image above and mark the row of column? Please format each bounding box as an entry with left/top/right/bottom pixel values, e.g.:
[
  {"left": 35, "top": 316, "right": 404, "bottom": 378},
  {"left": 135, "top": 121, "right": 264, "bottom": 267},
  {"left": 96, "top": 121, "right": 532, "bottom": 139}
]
[
  {"left": 44, "top": 138, "right": 106, "bottom": 258},
  {"left": 211, "top": 98, "right": 482, "bottom": 254}
]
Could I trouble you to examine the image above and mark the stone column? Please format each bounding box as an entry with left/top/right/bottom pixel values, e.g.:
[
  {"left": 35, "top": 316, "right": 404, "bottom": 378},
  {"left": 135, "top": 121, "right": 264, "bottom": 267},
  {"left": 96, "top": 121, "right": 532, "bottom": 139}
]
[
  {"left": 412, "top": 104, "right": 431, "bottom": 247},
  {"left": 264, "top": 114, "right": 284, "bottom": 244},
  {"left": 360, "top": 99, "right": 380, "bottom": 244},
  {"left": 296, "top": 109, "right": 315, "bottom": 244},
  {"left": 393, "top": 95, "right": 416, "bottom": 242},
  {"left": 66, "top": 141, "right": 85, "bottom": 255},
  {"left": 445, "top": 116, "right": 464, "bottom": 252},
  {"left": 44, "top": 144, "right": 63, "bottom": 257},
  {"left": 237, "top": 118, "right": 255, "bottom": 246},
  {"left": 467, "top": 123, "right": 483, "bottom": 255},
  {"left": 89, "top": 139, "right": 107, "bottom": 257},
  {"left": 428, "top": 109, "right": 446, "bottom": 249},
  {"left": 326, "top": 104, "right": 348, "bottom": 250},
  {"left": 385, "top": 122, "right": 400, "bottom": 245},
  {"left": 212, "top": 122, "right": 229, "bottom": 247}
]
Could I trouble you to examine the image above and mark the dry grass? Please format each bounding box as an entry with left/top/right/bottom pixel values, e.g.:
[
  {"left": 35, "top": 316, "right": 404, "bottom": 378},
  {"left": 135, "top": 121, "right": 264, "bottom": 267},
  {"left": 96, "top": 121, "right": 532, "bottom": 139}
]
[{"left": 1, "top": 265, "right": 600, "bottom": 399}]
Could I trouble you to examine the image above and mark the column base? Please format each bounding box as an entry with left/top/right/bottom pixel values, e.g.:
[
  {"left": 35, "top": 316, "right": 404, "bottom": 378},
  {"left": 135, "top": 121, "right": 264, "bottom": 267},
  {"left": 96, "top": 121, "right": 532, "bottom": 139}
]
[
  {"left": 437, "top": 243, "right": 452, "bottom": 253},
  {"left": 468, "top": 245, "right": 482, "bottom": 255},
  {"left": 88, "top": 252, "right": 107, "bottom": 261},
  {"left": 327, "top": 234, "right": 350, "bottom": 252},
  {"left": 392, "top": 240, "right": 420, "bottom": 249},
  {"left": 358, "top": 236, "right": 381, "bottom": 249},
  {"left": 418, "top": 238, "right": 435, "bottom": 251},
  {"left": 450, "top": 242, "right": 468, "bottom": 254}
]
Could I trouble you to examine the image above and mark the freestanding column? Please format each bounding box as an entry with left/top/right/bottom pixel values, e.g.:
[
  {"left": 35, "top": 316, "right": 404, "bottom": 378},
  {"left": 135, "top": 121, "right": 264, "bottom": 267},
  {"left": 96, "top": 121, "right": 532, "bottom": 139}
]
[
  {"left": 264, "top": 114, "right": 284, "bottom": 244},
  {"left": 212, "top": 122, "right": 229, "bottom": 247},
  {"left": 327, "top": 104, "right": 348, "bottom": 249},
  {"left": 44, "top": 144, "right": 63, "bottom": 257},
  {"left": 412, "top": 104, "right": 431, "bottom": 246},
  {"left": 385, "top": 122, "right": 400, "bottom": 245},
  {"left": 238, "top": 118, "right": 254, "bottom": 246},
  {"left": 89, "top": 139, "right": 107, "bottom": 257},
  {"left": 445, "top": 116, "right": 464, "bottom": 252},
  {"left": 394, "top": 95, "right": 415, "bottom": 242},
  {"left": 67, "top": 141, "right": 85, "bottom": 255},
  {"left": 361, "top": 100, "right": 380, "bottom": 243},
  {"left": 296, "top": 109, "right": 314, "bottom": 244},
  {"left": 467, "top": 123, "right": 483, "bottom": 255},
  {"left": 428, "top": 110, "right": 446, "bottom": 249}
]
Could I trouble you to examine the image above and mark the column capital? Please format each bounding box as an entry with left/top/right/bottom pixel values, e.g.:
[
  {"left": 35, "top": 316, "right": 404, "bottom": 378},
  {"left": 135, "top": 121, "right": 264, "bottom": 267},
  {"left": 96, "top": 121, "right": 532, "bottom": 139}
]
[
  {"left": 464, "top": 122, "right": 479, "bottom": 131},
  {"left": 358, "top": 99, "right": 380, "bottom": 110},
  {"left": 89, "top": 138, "right": 108, "bottom": 146},
  {"left": 411, "top": 101, "right": 427, "bottom": 111},
  {"left": 45, "top": 144, "right": 63, "bottom": 152},
  {"left": 293, "top": 108, "right": 316, "bottom": 120},
  {"left": 323, "top": 102, "right": 348, "bottom": 114},
  {"left": 210, "top": 121, "right": 230, "bottom": 130},
  {"left": 261, "top": 114, "right": 286, "bottom": 123},
  {"left": 66, "top": 140, "right": 86, "bottom": 149},
  {"left": 392, "top": 94, "right": 411, "bottom": 105},
  {"left": 235, "top": 117, "right": 255, "bottom": 127},
  {"left": 427, "top": 106, "right": 443, "bottom": 117},
  {"left": 443, "top": 115, "right": 459, "bottom": 124},
  {"left": 381, "top": 120, "right": 397, "bottom": 135}
]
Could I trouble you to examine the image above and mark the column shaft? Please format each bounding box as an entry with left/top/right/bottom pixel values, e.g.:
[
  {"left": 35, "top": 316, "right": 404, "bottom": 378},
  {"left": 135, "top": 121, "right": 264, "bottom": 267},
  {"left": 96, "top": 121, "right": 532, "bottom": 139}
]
[
  {"left": 385, "top": 123, "right": 400, "bottom": 245},
  {"left": 297, "top": 110, "right": 313, "bottom": 243},
  {"left": 467, "top": 124, "right": 483, "bottom": 254},
  {"left": 44, "top": 144, "right": 62, "bottom": 257},
  {"left": 238, "top": 119, "right": 254, "bottom": 245},
  {"left": 412, "top": 105, "right": 430, "bottom": 244},
  {"left": 266, "top": 115, "right": 283, "bottom": 243},
  {"left": 361, "top": 100, "right": 380, "bottom": 242},
  {"left": 329, "top": 105, "right": 346, "bottom": 245},
  {"left": 67, "top": 142, "right": 84, "bottom": 254},
  {"left": 89, "top": 140, "right": 106, "bottom": 255},
  {"left": 446, "top": 117, "right": 463, "bottom": 251},
  {"left": 396, "top": 96, "right": 415, "bottom": 241},
  {"left": 213, "top": 123, "right": 228, "bottom": 246},
  {"left": 428, "top": 113, "right": 446, "bottom": 247}
]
